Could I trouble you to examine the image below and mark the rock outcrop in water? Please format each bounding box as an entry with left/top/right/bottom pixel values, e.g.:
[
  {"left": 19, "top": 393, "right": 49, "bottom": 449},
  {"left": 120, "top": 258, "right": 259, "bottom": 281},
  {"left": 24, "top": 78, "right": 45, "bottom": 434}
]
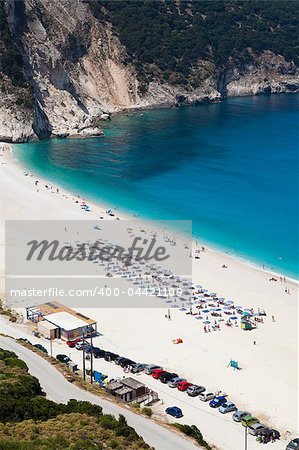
[{"left": 0, "top": 0, "right": 298, "bottom": 142}]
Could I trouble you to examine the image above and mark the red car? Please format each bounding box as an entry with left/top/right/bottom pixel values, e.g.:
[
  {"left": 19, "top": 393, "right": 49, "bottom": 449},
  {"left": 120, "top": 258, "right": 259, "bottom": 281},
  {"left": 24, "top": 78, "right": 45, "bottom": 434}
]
[
  {"left": 177, "top": 381, "right": 193, "bottom": 391},
  {"left": 152, "top": 369, "right": 165, "bottom": 379},
  {"left": 67, "top": 338, "right": 83, "bottom": 348}
]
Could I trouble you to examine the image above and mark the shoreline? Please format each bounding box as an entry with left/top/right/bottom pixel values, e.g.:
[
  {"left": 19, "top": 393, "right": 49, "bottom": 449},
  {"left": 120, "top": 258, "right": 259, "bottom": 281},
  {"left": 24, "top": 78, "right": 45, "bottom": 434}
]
[
  {"left": 11, "top": 141, "right": 298, "bottom": 284},
  {"left": 6, "top": 92, "right": 299, "bottom": 144}
]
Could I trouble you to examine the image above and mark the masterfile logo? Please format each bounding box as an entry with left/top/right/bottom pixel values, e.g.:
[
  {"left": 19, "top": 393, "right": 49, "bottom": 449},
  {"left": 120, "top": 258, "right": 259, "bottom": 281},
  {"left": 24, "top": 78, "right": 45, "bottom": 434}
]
[{"left": 25, "top": 236, "right": 170, "bottom": 264}]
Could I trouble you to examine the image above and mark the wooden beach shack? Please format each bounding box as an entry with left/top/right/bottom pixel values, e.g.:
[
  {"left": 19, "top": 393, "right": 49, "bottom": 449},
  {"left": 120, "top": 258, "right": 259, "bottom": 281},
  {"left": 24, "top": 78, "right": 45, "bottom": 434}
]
[
  {"left": 106, "top": 377, "right": 158, "bottom": 405},
  {"left": 26, "top": 301, "right": 97, "bottom": 340}
]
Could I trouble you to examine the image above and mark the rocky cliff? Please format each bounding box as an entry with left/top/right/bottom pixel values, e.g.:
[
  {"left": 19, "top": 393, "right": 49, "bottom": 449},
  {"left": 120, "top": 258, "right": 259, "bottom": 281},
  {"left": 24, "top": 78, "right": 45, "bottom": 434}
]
[{"left": 0, "top": 0, "right": 298, "bottom": 142}]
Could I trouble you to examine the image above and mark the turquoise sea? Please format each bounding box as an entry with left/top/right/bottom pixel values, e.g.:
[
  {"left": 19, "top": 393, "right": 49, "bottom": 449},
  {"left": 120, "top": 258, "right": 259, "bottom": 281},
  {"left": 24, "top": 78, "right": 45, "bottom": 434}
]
[{"left": 14, "top": 95, "right": 299, "bottom": 278}]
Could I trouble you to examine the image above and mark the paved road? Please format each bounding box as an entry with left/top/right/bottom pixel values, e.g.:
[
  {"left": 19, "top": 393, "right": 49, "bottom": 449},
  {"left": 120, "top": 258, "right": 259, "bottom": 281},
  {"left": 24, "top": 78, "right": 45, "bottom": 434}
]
[{"left": 0, "top": 335, "right": 197, "bottom": 450}]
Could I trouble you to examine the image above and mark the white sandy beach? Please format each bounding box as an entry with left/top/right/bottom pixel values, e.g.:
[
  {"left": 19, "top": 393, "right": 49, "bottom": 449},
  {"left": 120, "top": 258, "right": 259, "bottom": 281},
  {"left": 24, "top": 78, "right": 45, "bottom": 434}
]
[{"left": 0, "top": 143, "right": 298, "bottom": 450}]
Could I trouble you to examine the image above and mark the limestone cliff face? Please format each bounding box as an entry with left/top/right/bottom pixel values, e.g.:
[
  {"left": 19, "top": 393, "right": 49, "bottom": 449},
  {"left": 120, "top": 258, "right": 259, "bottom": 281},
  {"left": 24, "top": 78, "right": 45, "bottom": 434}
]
[
  {"left": 0, "top": 80, "right": 34, "bottom": 142},
  {"left": 0, "top": 0, "right": 298, "bottom": 142},
  {"left": 3, "top": 0, "right": 142, "bottom": 140},
  {"left": 219, "top": 51, "right": 299, "bottom": 97}
]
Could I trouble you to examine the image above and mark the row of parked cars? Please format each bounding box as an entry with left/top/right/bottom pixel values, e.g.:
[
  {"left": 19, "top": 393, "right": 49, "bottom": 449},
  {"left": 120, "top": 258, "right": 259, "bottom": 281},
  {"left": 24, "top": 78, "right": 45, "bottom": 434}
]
[
  {"left": 145, "top": 365, "right": 281, "bottom": 441},
  {"left": 66, "top": 338, "right": 284, "bottom": 442}
]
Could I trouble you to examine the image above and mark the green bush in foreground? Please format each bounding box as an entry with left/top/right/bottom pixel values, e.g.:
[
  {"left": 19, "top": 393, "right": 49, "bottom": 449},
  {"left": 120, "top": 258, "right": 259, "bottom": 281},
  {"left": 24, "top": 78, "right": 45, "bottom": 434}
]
[
  {"left": 172, "top": 423, "right": 212, "bottom": 450},
  {"left": 141, "top": 407, "right": 153, "bottom": 417},
  {"left": 0, "top": 348, "right": 152, "bottom": 449}
]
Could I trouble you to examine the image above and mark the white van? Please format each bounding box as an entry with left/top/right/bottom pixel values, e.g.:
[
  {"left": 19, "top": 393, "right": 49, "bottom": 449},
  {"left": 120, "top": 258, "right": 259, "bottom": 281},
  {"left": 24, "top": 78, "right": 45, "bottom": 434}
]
[{"left": 198, "top": 391, "right": 215, "bottom": 402}]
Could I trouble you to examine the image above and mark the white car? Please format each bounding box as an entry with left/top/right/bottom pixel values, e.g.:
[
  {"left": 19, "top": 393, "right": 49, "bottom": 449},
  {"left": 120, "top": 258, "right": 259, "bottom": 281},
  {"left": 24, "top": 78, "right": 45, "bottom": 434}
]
[
  {"left": 248, "top": 423, "right": 267, "bottom": 436},
  {"left": 144, "top": 364, "right": 162, "bottom": 375},
  {"left": 198, "top": 391, "right": 215, "bottom": 402},
  {"left": 75, "top": 341, "right": 87, "bottom": 350}
]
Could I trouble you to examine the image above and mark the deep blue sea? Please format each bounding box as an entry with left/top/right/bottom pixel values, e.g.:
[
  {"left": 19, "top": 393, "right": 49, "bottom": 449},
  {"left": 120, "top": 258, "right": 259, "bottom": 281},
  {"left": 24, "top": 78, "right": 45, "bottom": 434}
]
[{"left": 14, "top": 95, "right": 299, "bottom": 278}]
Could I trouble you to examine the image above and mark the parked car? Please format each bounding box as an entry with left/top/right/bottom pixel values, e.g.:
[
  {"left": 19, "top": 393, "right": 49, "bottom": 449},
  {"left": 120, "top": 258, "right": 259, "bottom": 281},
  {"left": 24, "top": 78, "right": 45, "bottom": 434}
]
[
  {"left": 241, "top": 415, "right": 259, "bottom": 427},
  {"left": 177, "top": 381, "right": 193, "bottom": 391},
  {"left": 233, "top": 410, "right": 250, "bottom": 422},
  {"left": 67, "top": 338, "right": 82, "bottom": 348},
  {"left": 165, "top": 406, "right": 183, "bottom": 418},
  {"left": 187, "top": 385, "right": 205, "bottom": 397},
  {"left": 209, "top": 396, "right": 227, "bottom": 408},
  {"left": 131, "top": 363, "right": 147, "bottom": 373},
  {"left": 248, "top": 423, "right": 267, "bottom": 436},
  {"left": 286, "top": 438, "right": 299, "bottom": 450},
  {"left": 85, "top": 345, "right": 94, "bottom": 354},
  {"left": 120, "top": 358, "right": 136, "bottom": 368},
  {"left": 34, "top": 344, "right": 47, "bottom": 354},
  {"left": 145, "top": 364, "right": 163, "bottom": 375},
  {"left": 104, "top": 352, "right": 119, "bottom": 362},
  {"left": 56, "top": 354, "right": 70, "bottom": 363},
  {"left": 92, "top": 347, "right": 106, "bottom": 358},
  {"left": 198, "top": 391, "right": 215, "bottom": 402},
  {"left": 160, "top": 372, "right": 178, "bottom": 384},
  {"left": 168, "top": 377, "right": 186, "bottom": 388},
  {"left": 115, "top": 356, "right": 126, "bottom": 365},
  {"left": 152, "top": 369, "right": 165, "bottom": 379},
  {"left": 219, "top": 402, "right": 238, "bottom": 414},
  {"left": 75, "top": 341, "right": 88, "bottom": 350}
]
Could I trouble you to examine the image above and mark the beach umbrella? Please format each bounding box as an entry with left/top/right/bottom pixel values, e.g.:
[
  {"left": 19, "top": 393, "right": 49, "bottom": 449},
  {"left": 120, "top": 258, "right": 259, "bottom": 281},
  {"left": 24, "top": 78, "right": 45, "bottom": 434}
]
[
  {"left": 180, "top": 307, "right": 187, "bottom": 311},
  {"left": 203, "top": 320, "right": 210, "bottom": 324},
  {"left": 215, "top": 308, "right": 222, "bottom": 311},
  {"left": 231, "top": 316, "right": 238, "bottom": 320},
  {"left": 202, "top": 309, "right": 210, "bottom": 313},
  {"left": 195, "top": 316, "right": 203, "bottom": 320},
  {"left": 235, "top": 306, "right": 243, "bottom": 309},
  {"left": 226, "top": 300, "right": 234, "bottom": 305},
  {"left": 218, "top": 297, "right": 225, "bottom": 301},
  {"left": 223, "top": 306, "right": 231, "bottom": 310}
]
